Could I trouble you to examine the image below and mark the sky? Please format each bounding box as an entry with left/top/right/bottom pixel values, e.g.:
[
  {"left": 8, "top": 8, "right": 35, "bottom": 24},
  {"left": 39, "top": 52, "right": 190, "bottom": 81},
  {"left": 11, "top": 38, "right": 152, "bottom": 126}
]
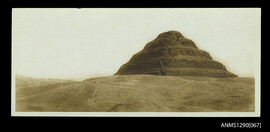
[{"left": 12, "top": 8, "right": 261, "bottom": 80}]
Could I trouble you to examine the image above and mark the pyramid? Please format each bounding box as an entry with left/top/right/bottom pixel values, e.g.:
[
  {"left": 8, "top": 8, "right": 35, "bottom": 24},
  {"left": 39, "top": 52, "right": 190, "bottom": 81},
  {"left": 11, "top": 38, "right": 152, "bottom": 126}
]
[{"left": 115, "top": 31, "right": 237, "bottom": 78}]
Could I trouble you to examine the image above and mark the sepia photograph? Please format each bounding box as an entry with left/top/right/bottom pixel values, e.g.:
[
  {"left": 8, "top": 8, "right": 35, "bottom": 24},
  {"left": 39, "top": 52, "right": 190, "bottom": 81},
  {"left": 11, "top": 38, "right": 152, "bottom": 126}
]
[{"left": 11, "top": 8, "right": 261, "bottom": 117}]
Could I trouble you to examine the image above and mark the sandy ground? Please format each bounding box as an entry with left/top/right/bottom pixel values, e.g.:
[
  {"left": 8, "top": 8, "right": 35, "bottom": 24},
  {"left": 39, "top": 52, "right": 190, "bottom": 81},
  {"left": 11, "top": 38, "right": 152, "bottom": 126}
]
[{"left": 15, "top": 75, "right": 255, "bottom": 112}]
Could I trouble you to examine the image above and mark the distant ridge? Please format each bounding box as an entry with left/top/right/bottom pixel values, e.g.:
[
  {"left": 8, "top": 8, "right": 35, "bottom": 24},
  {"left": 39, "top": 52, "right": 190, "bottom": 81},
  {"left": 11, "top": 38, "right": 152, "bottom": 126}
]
[
  {"left": 115, "top": 31, "right": 237, "bottom": 78},
  {"left": 15, "top": 75, "right": 75, "bottom": 89}
]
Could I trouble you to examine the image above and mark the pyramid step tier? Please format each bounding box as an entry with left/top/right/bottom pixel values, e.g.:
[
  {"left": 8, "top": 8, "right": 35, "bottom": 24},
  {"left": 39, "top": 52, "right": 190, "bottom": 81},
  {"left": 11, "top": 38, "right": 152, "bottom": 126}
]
[
  {"left": 117, "top": 57, "right": 227, "bottom": 74},
  {"left": 116, "top": 67, "right": 237, "bottom": 78},
  {"left": 144, "top": 37, "right": 198, "bottom": 50},
  {"left": 131, "top": 46, "right": 213, "bottom": 63}
]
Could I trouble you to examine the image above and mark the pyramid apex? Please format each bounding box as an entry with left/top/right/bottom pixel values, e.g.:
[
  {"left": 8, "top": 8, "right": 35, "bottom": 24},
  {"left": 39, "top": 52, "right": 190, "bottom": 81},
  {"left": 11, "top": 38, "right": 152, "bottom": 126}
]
[{"left": 157, "top": 30, "right": 183, "bottom": 39}]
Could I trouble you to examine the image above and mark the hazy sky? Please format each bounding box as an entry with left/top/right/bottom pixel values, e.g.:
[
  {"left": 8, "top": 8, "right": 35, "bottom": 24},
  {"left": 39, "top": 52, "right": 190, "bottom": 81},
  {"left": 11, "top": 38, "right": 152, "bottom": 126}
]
[{"left": 12, "top": 8, "right": 261, "bottom": 80}]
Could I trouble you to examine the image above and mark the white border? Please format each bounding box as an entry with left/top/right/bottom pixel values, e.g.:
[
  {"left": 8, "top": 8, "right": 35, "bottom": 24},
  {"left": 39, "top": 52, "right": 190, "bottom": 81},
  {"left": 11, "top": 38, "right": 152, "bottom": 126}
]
[{"left": 12, "top": 112, "right": 260, "bottom": 117}]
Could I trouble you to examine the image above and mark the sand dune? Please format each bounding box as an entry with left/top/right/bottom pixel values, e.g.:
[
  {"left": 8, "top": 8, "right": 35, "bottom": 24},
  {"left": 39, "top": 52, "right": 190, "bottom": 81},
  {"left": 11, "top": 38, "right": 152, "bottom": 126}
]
[{"left": 15, "top": 75, "right": 255, "bottom": 112}]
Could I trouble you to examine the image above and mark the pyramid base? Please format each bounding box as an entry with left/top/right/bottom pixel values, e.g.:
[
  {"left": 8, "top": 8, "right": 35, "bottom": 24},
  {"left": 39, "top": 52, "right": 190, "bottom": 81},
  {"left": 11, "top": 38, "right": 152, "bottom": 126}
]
[{"left": 115, "top": 68, "right": 238, "bottom": 78}]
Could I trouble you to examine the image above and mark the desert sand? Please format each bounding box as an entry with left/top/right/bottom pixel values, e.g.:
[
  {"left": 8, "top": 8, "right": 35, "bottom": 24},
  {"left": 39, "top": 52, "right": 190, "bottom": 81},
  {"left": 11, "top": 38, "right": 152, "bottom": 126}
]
[{"left": 15, "top": 75, "right": 254, "bottom": 112}]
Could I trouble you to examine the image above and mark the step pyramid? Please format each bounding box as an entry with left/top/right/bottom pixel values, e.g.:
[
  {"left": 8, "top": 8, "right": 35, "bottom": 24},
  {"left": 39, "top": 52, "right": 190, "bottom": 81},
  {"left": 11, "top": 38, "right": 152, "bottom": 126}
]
[{"left": 115, "top": 31, "right": 237, "bottom": 78}]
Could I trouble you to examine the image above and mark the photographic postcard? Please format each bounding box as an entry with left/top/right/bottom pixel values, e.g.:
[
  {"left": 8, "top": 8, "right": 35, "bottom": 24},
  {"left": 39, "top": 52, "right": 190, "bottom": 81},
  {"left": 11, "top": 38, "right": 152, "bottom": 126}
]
[{"left": 11, "top": 8, "right": 261, "bottom": 117}]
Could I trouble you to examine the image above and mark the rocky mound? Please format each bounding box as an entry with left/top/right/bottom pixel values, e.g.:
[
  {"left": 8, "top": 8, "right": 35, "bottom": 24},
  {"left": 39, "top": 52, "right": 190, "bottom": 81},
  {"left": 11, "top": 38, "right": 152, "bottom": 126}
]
[{"left": 115, "top": 31, "right": 237, "bottom": 78}]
